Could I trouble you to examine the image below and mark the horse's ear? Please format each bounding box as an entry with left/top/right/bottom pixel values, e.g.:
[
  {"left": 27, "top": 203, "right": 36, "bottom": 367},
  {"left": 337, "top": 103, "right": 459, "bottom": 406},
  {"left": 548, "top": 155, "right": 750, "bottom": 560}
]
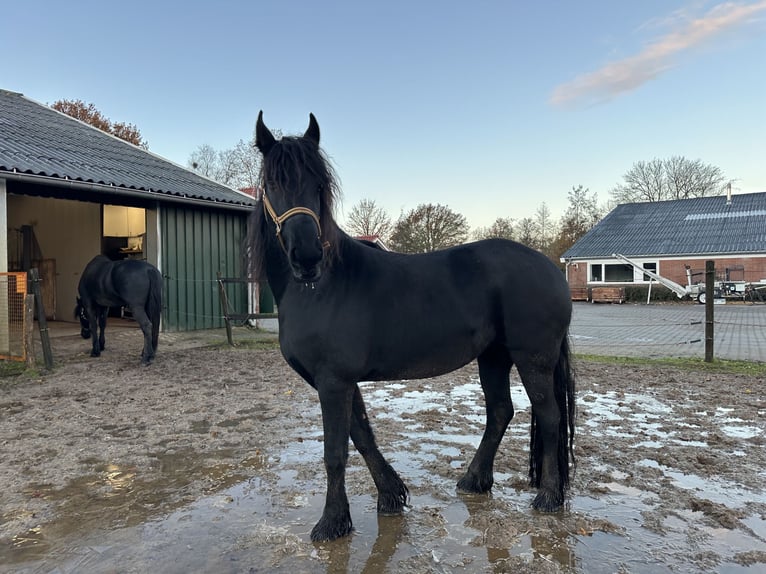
[
  {"left": 304, "top": 113, "right": 320, "bottom": 145},
  {"left": 255, "top": 110, "right": 276, "bottom": 156}
]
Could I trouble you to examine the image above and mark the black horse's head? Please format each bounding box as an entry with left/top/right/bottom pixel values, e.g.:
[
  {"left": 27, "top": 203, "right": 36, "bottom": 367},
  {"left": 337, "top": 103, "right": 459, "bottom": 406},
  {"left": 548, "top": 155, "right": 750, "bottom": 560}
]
[
  {"left": 255, "top": 111, "right": 339, "bottom": 283},
  {"left": 74, "top": 298, "right": 90, "bottom": 339}
]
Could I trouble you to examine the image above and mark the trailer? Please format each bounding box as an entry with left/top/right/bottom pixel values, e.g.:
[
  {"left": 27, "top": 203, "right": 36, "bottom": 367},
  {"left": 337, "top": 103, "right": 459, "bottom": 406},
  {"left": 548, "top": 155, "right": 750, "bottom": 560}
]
[{"left": 611, "top": 254, "right": 766, "bottom": 304}]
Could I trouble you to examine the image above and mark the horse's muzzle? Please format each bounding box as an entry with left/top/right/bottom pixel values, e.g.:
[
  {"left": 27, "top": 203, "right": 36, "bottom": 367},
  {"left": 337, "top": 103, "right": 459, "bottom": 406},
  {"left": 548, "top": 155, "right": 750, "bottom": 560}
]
[
  {"left": 287, "top": 230, "right": 324, "bottom": 283},
  {"left": 80, "top": 328, "right": 91, "bottom": 339},
  {"left": 290, "top": 257, "right": 322, "bottom": 283}
]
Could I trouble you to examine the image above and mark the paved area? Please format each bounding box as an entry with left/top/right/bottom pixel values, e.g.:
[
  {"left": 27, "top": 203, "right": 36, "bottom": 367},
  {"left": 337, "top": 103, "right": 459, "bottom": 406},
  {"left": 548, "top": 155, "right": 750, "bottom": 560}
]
[
  {"left": 570, "top": 301, "right": 766, "bottom": 362},
  {"left": 38, "top": 301, "right": 766, "bottom": 367}
]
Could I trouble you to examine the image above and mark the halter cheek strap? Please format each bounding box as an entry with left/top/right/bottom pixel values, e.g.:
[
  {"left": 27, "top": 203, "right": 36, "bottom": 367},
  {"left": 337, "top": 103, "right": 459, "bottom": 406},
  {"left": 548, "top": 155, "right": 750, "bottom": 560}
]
[{"left": 262, "top": 192, "right": 323, "bottom": 252}]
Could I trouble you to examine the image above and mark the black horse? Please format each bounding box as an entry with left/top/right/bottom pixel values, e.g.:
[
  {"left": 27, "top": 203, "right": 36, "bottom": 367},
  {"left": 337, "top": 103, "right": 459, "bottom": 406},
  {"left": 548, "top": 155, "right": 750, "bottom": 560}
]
[
  {"left": 251, "top": 112, "right": 575, "bottom": 542},
  {"left": 75, "top": 255, "right": 163, "bottom": 366}
]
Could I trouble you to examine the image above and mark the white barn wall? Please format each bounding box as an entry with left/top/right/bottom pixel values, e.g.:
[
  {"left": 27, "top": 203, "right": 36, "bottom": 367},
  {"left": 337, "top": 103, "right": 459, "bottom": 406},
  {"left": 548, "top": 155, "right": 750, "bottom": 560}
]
[{"left": 8, "top": 195, "right": 100, "bottom": 321}]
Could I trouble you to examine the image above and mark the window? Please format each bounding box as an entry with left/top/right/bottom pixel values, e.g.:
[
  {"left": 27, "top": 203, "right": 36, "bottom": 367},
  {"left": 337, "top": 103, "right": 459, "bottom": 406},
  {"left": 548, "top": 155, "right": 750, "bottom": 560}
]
[
  {"left": 590, "top": 263, "right": 603, "bottom": 282},
  {"left": 604, "top": 264, "right": 633, "bottom": 282},
  {"left": 642, "top": 262, "right": 657, "bottom": 282}
]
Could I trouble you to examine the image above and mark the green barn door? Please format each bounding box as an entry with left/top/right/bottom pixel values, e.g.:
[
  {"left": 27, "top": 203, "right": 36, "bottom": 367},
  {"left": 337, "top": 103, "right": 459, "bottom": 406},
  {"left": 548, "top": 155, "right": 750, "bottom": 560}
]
[{"left": 161, "top": 206, "right": 248, "bottom": 331}]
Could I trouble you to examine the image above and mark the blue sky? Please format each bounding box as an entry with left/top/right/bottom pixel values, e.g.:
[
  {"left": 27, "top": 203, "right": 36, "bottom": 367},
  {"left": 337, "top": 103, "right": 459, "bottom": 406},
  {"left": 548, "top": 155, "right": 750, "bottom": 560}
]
[{"left": 6, "top": 1, "right": 766, "bottom": 230}]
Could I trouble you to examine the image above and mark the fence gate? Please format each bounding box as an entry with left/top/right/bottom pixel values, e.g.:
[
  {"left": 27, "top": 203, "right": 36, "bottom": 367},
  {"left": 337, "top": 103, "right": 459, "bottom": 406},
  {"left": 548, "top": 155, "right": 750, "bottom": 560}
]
[{"left": 0, "top": 272, "right": 28, "bottom": 362}]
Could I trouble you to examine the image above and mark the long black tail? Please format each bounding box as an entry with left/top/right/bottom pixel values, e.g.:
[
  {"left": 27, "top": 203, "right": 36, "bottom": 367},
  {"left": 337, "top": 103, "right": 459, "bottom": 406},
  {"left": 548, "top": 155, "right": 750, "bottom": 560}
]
[
  {"left": 529, "top": 336, "right": 576, "bottom": 490},
  {"left": 147, "top": 269, "right": 163, "bottom": 350}
]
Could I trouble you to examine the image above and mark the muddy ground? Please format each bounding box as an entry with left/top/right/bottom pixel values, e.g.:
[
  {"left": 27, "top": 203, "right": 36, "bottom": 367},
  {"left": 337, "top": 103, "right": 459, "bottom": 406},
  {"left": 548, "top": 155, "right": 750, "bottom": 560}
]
[{"left": 0, "top": 323, "right": 764, "bottom": 573}]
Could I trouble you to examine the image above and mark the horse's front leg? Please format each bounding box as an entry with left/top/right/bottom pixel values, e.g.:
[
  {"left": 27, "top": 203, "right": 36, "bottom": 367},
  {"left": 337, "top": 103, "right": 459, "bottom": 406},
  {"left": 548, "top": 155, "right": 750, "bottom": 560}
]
[
  {"left": 311, "top": 380, "right": 355, "bottom": 542},
  {"left": 349, "top": 385, "right": 408, "bottom": 514}
]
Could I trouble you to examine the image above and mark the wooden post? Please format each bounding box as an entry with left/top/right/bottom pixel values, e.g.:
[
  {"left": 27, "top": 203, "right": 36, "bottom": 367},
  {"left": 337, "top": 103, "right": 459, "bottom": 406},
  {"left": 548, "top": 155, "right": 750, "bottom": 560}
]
[
  {"left": 704, "top": 260, "right": 714, "bottom": 363},
  {"left": 23, "top": 293, "right": 35, "bottom": 369},
  {"left": 29, "top": 268, "right": 54, "bottom": 369}
]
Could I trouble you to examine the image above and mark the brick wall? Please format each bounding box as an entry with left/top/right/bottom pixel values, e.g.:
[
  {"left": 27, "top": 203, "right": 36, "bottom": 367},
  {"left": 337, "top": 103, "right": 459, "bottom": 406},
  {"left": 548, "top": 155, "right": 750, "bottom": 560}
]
[
  {"left": 565, "top": 255, "right": 766, "bottom": 296},
  {"left": 566, "top": 262, "right": 588, "bottom": 288},
  {"left": 660, "top": 257, "right": 766, "bottom": 285}
]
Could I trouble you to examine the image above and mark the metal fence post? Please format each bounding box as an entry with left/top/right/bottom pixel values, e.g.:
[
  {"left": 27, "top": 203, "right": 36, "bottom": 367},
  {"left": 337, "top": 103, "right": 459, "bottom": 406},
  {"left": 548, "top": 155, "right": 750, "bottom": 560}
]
[{"left": 705, "top": 260, "right": 714, "bottom": 362}]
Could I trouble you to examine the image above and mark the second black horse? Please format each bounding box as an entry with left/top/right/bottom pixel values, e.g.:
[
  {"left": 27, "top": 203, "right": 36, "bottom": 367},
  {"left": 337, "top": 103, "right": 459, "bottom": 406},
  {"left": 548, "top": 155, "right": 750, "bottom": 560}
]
[{"left": 75, "top": 255, "right": 163, "bottom": 366}]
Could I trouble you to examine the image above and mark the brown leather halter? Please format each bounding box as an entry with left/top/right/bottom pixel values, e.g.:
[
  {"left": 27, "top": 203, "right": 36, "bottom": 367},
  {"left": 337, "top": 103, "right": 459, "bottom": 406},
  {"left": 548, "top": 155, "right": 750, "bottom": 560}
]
[{"left": 262, "top": 191, "right": 322, "bottom": 253}]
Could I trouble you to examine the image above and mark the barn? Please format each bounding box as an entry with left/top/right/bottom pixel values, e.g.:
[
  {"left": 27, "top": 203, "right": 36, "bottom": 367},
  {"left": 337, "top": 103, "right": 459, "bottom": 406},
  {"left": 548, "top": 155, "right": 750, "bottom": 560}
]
[
  {"left": 0, "top": 89, "right": 256, "bottom": 332},
  {"left": 561, "top": 191, "right": 766, "bottom": 301}
]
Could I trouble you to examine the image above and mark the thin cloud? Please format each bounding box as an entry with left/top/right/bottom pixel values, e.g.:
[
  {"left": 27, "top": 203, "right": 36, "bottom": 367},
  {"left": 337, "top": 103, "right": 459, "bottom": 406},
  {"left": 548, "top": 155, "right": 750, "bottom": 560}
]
[{"left": 551, "top": 1, "right": 766, "bottom": 107}]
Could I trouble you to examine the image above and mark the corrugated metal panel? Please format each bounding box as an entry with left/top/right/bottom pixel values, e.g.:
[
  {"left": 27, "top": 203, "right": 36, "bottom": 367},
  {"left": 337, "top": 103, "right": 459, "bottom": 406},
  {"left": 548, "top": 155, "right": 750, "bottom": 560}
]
[
  {"left": 0, "top": 89, "right": 256, "bottom": 208},
  {"left": 161, "top": 205, "right": 249, "bottom": 331},
  {"left": 563, "top": 192, "right": 766, "bottom": 259}
]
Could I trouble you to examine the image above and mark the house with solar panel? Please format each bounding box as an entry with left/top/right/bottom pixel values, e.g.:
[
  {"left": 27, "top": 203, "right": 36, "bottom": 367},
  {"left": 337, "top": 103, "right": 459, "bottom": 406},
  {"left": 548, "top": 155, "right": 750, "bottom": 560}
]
[
  {"left": 561, "top": 190, "right": 766, "bottom": 302},
  {"left": 0, "top": 89, "right": 256, "bottom": 332}
]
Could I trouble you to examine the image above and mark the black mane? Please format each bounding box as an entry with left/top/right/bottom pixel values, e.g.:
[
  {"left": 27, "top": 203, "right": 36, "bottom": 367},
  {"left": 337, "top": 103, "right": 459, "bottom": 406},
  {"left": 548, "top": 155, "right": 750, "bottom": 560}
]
[{"left": 248, "top": 135, "right": 342, "bottom": 280}]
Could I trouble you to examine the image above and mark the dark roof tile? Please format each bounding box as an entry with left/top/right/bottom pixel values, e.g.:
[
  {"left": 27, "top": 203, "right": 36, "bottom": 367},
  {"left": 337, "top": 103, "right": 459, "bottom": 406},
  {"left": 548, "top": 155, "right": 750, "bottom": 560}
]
[
  {"left": 0, "top": 89, "right": 255, "bottom": 209},
  {"left": 563, "top": 193, "right": 766, "bottom": 259}
]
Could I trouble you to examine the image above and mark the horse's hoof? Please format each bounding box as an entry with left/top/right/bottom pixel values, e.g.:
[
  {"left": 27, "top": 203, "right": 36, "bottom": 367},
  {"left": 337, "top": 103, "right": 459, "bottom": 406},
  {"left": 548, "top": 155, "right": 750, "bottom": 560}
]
[
  {"left": 90, "top": 352, "right": 100, "bottom": 358},
  {"left": 457, "top": 472, "right": 493, "bottom": 494},
  {"left": 377, "top": 487, "right": 409, "bottom": 514},
  {"left": 310, "top": 515, "right": 353, "bottom": 542},
  {"left": 531, "top": 490, "right": 564, "bottom": 512}
]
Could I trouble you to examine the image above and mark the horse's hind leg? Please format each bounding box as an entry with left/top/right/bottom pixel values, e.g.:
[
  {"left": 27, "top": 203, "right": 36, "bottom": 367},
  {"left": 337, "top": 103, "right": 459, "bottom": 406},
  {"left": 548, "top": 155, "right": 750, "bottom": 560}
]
[
  {"left": 349, "top": 384, "right": 408, "bottom": 514},
  {"left": 87, "top": 306, "right": 105, "bottom": 357},
  {"left": 97, "top": 308, "right": 107, "bottom": 352},
  {"left": 131, "top": 307, "right": 155, "bottom": 365},
  {"left": 514, "top": 353, "right": 566, "bottom": 511},
  {"left": 312, "top": 380, "right": 355, "bottom": 542},
  {"left": 457, "top": 344, "right": 514, "bottom": 494}
]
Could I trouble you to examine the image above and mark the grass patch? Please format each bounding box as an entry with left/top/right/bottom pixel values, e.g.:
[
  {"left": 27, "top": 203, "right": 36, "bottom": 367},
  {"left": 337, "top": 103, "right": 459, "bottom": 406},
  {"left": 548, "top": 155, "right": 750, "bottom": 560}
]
[
  {"left": 575, "top": 353, "right": 766, "bottom": 376},
  {"left": 0, "top": 361, "right": 31, "bottom": 378},
  {"left": 0, "top": 360, "right": 42, "bottom": 389}
]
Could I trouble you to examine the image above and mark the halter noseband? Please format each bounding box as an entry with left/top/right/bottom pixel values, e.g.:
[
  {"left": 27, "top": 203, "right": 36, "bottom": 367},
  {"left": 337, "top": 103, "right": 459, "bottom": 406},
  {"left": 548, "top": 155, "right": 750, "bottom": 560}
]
[{"left": 262, "top": 191, "right": 323, "bottom": 252}]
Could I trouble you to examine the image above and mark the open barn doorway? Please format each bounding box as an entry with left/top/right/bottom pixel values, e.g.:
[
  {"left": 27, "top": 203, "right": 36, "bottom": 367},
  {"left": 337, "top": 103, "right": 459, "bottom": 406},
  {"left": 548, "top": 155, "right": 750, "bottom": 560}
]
[{"left": 102, "top": 205, "right": 146, "bottom": 262}]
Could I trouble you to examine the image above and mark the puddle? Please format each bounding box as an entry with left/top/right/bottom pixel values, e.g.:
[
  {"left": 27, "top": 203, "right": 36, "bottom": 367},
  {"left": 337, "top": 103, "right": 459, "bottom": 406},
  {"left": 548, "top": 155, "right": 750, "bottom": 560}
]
[{"left": 3, "top": 381, "right": 765, "bottom": 573}]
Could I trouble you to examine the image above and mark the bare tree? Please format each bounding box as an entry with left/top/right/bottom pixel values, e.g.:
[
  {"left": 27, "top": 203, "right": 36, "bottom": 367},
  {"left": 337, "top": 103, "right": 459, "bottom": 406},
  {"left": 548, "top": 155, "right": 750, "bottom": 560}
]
[
  {"left": 389, "top": 203, "right": 469, "bottom": 253},
  {"left": 560, "top": 185, "right": 602, "bottom": 241},
  {"left": 515, "top": 217, "right": 538, "bottom": 249},
  {"left": 473, "top": 217, "right": 514, "bottom": 241},
  {"left": 345, "top": 199, "right": 393, "bottom": 241},
  {"left": 51, "top": 99, "right": 148, "bottom": 148},
  {"left": 611, "top": 156, "right": 726, "bottom": 203},
  {"left": 534, "top": 202, "right": 555, "bottom": 251},
  {"left": 550, "top": 185, "right": 603, "bottom": 262},
  {"left": 189, "top": 126, "right": 281, "bottom": 190},
  {"left": 189, "top": 144, "right": 221, "bottom": 179},
  {"left": 189, "top": 138, "right": 261, "bottom": 190}
]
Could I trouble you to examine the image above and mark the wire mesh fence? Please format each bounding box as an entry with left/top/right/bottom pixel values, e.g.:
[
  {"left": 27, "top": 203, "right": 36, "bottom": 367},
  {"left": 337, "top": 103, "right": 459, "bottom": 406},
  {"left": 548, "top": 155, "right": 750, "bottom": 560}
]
[
  {"left": 0, "top": 272, "right": 28, "bottom": 362},
  {"left": 570, "top": 302, "right": 766, "bottom": 362}
]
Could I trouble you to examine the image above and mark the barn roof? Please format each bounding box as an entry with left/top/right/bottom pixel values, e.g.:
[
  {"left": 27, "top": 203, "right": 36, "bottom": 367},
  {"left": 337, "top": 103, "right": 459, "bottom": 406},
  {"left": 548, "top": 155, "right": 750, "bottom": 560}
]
[
  {"left": 562, "top": 192, "right": 766, "bottom": 259},
  {"left": 0, "top": 89, "right": 255, "bottom": 210}
]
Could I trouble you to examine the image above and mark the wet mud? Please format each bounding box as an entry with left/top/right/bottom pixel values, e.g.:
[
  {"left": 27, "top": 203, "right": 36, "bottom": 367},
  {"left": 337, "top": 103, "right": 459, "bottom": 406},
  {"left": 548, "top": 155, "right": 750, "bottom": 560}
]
[{"left": 0, "top": 326, "right": 764, "bottom": 573}]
